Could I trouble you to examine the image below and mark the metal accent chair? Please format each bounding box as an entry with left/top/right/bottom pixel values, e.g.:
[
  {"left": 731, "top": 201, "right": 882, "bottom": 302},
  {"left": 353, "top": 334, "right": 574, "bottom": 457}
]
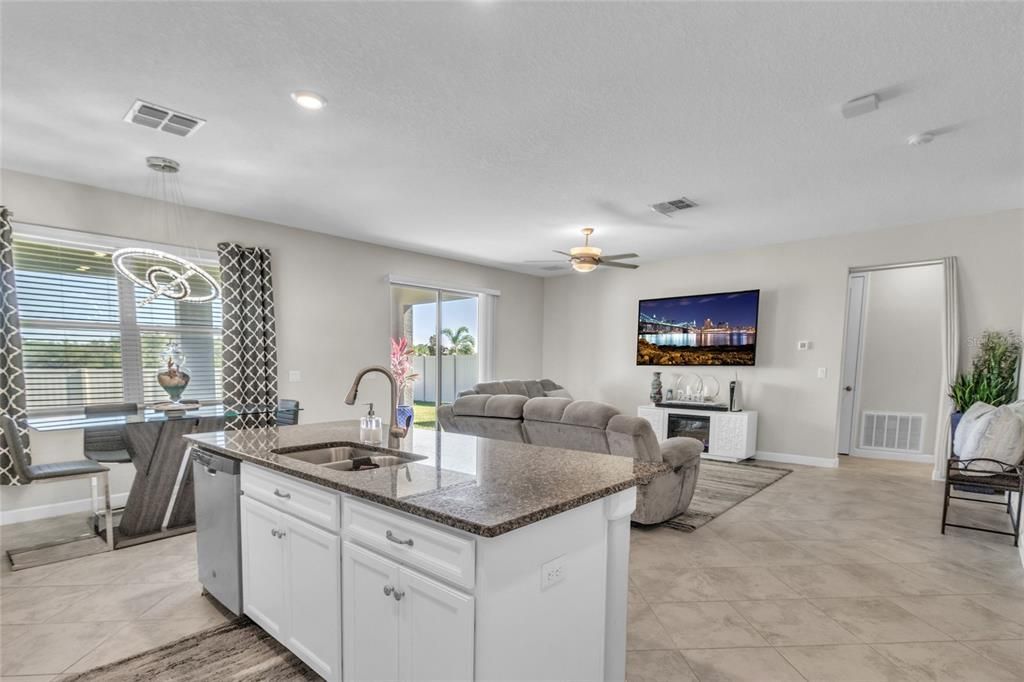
[
  {"left": 942, "top": 456, "right": 1023, "bottom": 547},
  {"left": 276, "top": 399, "right": 300, "bottom": 426},
  {"left": 1, "top": 416, "right": 114, "bottom": 566}
]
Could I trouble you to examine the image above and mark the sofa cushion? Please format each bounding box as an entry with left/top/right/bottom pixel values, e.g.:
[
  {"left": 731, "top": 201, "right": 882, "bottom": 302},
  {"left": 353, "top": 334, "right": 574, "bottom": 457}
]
[
  {"left": 545, "top": 388, "right": 573, "bottom": 399},
  {"left": 967, "top": 401, "right": 1024, "bottom": 474},
  {"left": 484, "top": 394, "right": 529, "bottom": 419},
  {"left": 451, "top": 395, "right": 492, "bottom": 417},
  {"left": 522, "top": 397, "right": 572, "bottom": 423},
  {"left": 562, "top": 401, "right": 619, "bottom": 430}
]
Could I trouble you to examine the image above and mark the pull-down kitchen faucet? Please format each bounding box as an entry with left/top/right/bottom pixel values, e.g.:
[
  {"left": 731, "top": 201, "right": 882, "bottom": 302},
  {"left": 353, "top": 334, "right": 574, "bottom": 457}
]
[{"left": 344, "top": 366, "right": 409, "bottom": 448}]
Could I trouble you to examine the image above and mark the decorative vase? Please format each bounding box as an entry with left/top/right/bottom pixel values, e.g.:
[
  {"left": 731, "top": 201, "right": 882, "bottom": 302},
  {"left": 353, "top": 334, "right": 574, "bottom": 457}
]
[
  {"left": 650, "top": 372, "right": 663, "bottom": 404},
  {"left": 156, "top": 343, "right": 190, "bottom": 403},
  {"left": 396, "top": 404, "right": 415, "bottom": 431}
]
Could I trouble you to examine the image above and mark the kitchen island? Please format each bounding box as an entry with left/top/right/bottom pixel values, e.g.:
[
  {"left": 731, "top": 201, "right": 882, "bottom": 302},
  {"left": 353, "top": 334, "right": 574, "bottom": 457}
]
[{"left": 184, "top": 421, "right": 638, "bottom": 682}]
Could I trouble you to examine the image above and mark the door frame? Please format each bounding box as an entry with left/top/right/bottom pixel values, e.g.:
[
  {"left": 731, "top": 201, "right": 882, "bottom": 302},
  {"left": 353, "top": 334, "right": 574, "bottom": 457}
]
[{"left": 833, "top": 258, "right": 948, "bottom": 462}]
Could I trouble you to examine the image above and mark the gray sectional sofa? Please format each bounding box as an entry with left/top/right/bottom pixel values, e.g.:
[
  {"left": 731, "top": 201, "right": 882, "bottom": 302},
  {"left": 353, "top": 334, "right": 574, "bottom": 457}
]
[{"left": 438, "top": 379, "right": 702, "bottom": 525}]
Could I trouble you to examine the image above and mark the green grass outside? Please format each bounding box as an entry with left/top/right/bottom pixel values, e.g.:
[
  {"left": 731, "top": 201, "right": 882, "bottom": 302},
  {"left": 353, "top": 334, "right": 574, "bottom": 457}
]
[{"left": 413, "top": 401, "right": 437, "bottom": 429}]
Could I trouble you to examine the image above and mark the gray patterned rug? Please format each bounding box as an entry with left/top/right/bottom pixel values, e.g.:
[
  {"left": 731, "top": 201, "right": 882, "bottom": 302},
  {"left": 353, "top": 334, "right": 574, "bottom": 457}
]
[
  {"left": 663, "top": 460, "right": 791, "bottom": 532},
  {"left": 63, "top": 618, "right": 318, "bottom": 681}
]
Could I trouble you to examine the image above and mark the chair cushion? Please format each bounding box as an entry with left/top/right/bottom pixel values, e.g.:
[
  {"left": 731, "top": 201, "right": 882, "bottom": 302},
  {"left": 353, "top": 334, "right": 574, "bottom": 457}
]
[
  {"left": 28, "top": 460, "right": 109, "bottom": 480},
  {"left": 85, "top": 450, "right": 132, "bottom": 464},
  {"left": 452, "top": 395, "right": 493, "bottom": 417},
  {"left": 451, "top": 394, "right": 527, "bottom": 419},
  {"left": 967, "top": 401, "right": 1024, "bottom": 474},
  {"left": 544, "top": 388, "right": 573, "bottom": 399}
]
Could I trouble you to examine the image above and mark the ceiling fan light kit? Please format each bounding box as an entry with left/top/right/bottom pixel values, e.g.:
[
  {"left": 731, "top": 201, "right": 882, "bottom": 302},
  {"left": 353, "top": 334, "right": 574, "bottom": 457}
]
[{"left": 528, "top": 227, "right": 640, "bottom": 273}]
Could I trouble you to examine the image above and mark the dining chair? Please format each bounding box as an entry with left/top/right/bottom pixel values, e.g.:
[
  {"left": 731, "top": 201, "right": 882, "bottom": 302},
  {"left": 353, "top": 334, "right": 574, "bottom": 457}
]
[{"left": 1, "top": 415, "right": 114, "bottom": 568}]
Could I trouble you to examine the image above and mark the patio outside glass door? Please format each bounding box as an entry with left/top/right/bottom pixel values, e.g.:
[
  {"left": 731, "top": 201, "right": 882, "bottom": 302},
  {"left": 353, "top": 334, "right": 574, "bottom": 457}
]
[{"left": 390, "top": 285, "right": 479, "bottom": 430}]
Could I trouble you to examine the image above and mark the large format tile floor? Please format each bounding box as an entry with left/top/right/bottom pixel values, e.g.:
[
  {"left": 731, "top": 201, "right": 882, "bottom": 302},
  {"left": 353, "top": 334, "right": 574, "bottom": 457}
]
[{"left": 1, "top": 457, "right": 1022, "bottom": 680}]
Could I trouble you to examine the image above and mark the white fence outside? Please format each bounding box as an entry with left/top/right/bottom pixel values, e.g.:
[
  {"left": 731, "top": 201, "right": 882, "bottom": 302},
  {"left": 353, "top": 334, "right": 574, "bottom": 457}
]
[{"left": 410, "top": 355, "right": 479, "bottom": 404}]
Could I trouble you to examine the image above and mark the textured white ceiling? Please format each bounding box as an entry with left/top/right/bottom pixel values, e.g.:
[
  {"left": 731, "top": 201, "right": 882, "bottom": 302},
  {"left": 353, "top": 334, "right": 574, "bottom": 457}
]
[{"left": 2, "top": 2, "right": 1022, "bottom": 275}]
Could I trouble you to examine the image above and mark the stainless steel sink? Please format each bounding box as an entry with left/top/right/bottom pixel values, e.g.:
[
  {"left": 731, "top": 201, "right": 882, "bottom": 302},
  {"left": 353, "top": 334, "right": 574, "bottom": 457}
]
[{"left": 271, "top": 443, "right": 426, "bottom": 472}]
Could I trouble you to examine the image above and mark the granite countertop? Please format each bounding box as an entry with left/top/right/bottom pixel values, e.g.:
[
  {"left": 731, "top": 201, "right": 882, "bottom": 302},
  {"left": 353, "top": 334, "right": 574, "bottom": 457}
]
[{"left": 185, "top": 421, "right": 651, "bottom": 537}]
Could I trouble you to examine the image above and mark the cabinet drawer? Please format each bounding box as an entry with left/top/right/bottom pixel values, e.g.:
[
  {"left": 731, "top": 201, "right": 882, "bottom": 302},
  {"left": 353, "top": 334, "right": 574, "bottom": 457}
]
[
  {"left": 241, "top": 464, "right": 340, "bottom": 532},
  {"left": 342, "top": 497, "right": 475, "bottom": 590}
]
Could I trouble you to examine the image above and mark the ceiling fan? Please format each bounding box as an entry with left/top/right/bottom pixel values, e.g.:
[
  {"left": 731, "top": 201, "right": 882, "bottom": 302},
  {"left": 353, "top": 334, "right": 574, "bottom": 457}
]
[{"left": 526, "top": 228, "right": 640, "bottom": 273}]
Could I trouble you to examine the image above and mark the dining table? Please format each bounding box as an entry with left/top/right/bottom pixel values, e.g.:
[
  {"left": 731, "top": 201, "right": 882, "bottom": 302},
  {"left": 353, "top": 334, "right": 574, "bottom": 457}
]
[{"left": 28, "top": 403, "right": 288, "bottom": 548}]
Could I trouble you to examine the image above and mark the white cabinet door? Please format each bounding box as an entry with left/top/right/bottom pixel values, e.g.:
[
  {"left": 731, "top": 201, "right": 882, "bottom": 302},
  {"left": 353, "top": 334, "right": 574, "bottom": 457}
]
[
  {"left": 285, "top": 516, "right": 341, "bottom": 681},
  {"left": 241, "top": 496, "right": 286, "bottom": 638},
  {"left": 398, "top": 567, "right": 475, "bottom": 682},
  {"left": 342, "top": 541, "right": 400, "bottom": 682}
]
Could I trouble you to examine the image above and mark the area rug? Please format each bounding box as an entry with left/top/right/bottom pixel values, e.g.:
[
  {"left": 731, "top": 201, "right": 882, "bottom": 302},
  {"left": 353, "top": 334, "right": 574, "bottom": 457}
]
[
  {"left": 662, "top": 460, "right": 791, "bottom": 532},
  {"left": 62, "top": 618, "right": 318, "bottom": 681}
]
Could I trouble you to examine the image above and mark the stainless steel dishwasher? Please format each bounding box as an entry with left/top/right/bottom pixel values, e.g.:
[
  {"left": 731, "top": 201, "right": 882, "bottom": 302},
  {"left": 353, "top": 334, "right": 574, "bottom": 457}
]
[{"left": 192, "top": 447, "right": 242, "bottom": 615}]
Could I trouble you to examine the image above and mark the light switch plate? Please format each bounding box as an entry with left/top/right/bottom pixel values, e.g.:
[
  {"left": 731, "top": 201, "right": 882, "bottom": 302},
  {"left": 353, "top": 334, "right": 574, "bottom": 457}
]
[
  {"left": 541, "top": 555, "right": 566, "bottom": 590},
  {"left": 288, "top": 370, "right": 302, "bottom": 383},
  {"left": 817, "top": 367, "right": 828, "bottom": 379},
  {"left": 797, "top": 340, "right": 812, "bottom": 351}
]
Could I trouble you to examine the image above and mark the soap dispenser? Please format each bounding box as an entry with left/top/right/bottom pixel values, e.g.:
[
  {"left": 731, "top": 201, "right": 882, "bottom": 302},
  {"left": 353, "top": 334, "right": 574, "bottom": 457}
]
[{"left": 360, "top": 403, "right": 383, "bottom": 445}]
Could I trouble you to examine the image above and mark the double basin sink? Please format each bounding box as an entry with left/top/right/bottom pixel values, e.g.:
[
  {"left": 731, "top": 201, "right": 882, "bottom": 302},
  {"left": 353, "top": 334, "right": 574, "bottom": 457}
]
[{"left": 271, "top": 442, "right": 426, "bottom": 472}]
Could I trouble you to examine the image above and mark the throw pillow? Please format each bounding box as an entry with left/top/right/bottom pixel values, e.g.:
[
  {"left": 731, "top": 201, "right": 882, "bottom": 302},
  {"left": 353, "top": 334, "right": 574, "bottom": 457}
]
[
  {"left": 545, "top": 388, "right": 573, "bottom": 400},
  {"left": 953, "top": 401, "right": 995, "bottom": 458},
  {"left": 962, "top": 401, "right": 1024, "bottom": 475}
]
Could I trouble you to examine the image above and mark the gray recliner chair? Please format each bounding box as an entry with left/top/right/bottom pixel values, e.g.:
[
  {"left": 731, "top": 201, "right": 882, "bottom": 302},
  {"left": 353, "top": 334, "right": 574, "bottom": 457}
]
[{"left": 438, "top": 389, "right": 701, "bottom": 525}]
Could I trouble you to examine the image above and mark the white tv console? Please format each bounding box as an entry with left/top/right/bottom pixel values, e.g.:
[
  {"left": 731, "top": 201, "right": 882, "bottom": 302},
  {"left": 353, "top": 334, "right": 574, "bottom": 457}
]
[{"left": 637, "top": 405, "right": 758, "bottom": 463}]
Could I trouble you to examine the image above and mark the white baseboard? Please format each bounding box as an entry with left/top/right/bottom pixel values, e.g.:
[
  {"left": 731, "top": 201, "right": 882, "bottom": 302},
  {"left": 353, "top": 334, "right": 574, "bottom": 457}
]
[
  {"left": 754, "top": 451, "right": 838, "bottom": 468},
  {"left": 0, "top": 493, "right": 129, "bottom": 526},
  {"left": 850, "top": 449, "right": 934, "bottom": 464}
]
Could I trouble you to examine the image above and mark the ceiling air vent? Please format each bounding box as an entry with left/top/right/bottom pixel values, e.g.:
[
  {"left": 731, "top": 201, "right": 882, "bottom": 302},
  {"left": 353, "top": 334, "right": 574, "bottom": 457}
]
[
  {"left": 123, "top": 100, "right": 206, "bottom": 138},
  {"left": 650, "top": 196, "right": 698, "bottom": 217}
]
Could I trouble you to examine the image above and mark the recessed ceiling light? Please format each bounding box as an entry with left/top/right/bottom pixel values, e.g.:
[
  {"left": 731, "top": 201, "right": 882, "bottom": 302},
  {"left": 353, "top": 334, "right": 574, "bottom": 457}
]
[
  {"left": 290, "top": 90, "right": 327, "bottom": 111},
  {"left": 907, "top": 132, "right": 935, "bottom": 146}
]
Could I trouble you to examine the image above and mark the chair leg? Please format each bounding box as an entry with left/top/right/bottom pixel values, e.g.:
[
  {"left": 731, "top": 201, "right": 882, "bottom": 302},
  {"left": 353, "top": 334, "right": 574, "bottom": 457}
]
[
  {"left": 940, "top": 479, "right": 951, "bottom": 535},
  {"left": 101, "top": 472, "right": 114, "bottom": 552},
  {"left": 90, "top": 476, "right": 99, "bottom": 515},
  {"left": 1014, "top": 489, "right": 1022, "bottom": 549}
]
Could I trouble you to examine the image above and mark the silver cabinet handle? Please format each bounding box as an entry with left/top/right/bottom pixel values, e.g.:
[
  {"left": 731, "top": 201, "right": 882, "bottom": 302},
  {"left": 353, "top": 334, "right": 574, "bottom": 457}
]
[
  {"left": 383, "top": 585, "right": 394, "bottom": 596},
  {"left": 393, "top": 589, "right": 405, "bottom": 601},
  {"left": 205, "top": 467, "right": 217, "bottom": 476},
  {"left": 271, "top": 528, "right": 279, "bottom": 538},
  {"left": 273, "top": 488, "right": 291, "bottom": 499},
  {"left": 278, "top": 530, "right": 287, "bottom": 539},
  {"left": 386, "top": 530, "right": 414, "bottom": 547}
]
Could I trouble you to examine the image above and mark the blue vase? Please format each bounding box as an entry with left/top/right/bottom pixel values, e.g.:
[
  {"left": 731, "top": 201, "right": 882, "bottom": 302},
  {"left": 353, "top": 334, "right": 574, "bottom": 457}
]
[{"left": 396, "top": 404, "right": 415, "bottom": 431}]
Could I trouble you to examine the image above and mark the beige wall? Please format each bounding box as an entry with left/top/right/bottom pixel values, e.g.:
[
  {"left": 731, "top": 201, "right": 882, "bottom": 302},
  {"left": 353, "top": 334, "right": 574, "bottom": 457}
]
[
  {"left": 853, "top": 265, "right": 944, "bottom": 458},
  {"left": 1, "top": 170, "right": 545, "bottom": 517},
  {"left": 542, "top": 209, "right": 1024, "bottom": 463}
]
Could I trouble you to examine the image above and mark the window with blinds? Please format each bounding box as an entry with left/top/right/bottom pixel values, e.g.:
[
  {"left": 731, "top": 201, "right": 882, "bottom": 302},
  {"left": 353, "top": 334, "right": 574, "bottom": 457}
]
[{"left": 12, "top": 234, "right": 222, "bottom": 414}]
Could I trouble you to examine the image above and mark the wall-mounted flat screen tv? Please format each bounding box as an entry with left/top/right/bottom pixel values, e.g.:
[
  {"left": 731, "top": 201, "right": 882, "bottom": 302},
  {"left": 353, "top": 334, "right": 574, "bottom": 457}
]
[{"left": 636, "top": 289, "right": 760, "bottom": 366}]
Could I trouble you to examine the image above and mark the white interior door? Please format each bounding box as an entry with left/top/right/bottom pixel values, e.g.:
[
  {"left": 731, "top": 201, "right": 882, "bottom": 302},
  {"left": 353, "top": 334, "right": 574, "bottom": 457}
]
[{"left": 838, "top": 274, "right": 867, "bottom": 454}]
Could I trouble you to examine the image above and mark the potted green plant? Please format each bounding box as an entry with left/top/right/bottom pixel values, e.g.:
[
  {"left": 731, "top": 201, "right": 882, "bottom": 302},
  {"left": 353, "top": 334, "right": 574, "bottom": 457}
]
[{"left": 948, "top": 330, "right": 1022, "bottom": 437}]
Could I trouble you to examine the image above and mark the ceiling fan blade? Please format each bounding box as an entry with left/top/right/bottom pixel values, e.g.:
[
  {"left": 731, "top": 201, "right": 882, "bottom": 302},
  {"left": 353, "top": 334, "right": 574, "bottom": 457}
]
[
  {"left": 552, "top": 250, "right": 572, "bottom": 256},
  {"left": 601, "top": 253, "right": 639, "bottom": 261},
  {"left": 600, "top": 260, "right": 639, "bottom": 269},
  {"left": 524, "top": 259, "right": 567, "bottom": 263},
  {"left": 541, "top": 265, "right": 569, "bottom": 271}
]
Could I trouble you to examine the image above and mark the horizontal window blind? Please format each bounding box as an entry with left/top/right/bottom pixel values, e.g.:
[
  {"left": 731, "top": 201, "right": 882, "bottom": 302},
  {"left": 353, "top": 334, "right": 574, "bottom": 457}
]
[{"left": 12, "top": 235, "right": 222, "bottom": 413}]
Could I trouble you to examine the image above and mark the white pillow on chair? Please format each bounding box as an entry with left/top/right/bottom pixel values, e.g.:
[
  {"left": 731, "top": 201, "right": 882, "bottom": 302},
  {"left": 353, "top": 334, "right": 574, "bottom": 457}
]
[
  {"left": 954, "top": 402, "right": 995, "bottom": 459},
  {"left": 959, "top": 401, "right": 1024, "bottom": 475}
]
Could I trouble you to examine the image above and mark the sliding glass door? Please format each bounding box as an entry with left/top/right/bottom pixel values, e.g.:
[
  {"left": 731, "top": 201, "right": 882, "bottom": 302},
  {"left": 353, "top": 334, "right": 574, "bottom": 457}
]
[{"left": 390, "top": 285, "right": 479, "bottom": 430}]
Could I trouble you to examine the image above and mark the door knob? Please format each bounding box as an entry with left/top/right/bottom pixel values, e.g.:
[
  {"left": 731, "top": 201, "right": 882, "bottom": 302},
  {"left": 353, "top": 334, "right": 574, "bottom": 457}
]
[
  {"left": 393, "top": 589, "right": 405, "bottom": 602},
  {"left": 844, "top": 386, "right": 853, "bottom": 392},
  {"left": 383, "top": 585, "right": 394, "bottom": 597}
]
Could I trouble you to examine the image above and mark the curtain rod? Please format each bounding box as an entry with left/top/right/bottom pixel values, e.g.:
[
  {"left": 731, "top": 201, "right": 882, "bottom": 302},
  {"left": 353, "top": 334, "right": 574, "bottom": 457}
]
[{"left": 387, "top": 274, "right": 501, "bottom": 297}]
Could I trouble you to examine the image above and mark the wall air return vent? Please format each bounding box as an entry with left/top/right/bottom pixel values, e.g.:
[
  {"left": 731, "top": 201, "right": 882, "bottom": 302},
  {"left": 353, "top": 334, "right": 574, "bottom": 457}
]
[
  {"left": 123, "top": 100, "right": 205, "bottom": 138},
  {"left": 860, "top": 411, "right": 925, "bottom": 454},
  {"left": 650, "top": 196, "right": 698, "bottom": 217}
]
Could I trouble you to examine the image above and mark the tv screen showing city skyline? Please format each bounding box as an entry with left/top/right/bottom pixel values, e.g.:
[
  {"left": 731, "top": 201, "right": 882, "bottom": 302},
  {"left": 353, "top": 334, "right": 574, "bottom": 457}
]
[{"left": 636, "top": 289, "right": 760, "bottom": 366}]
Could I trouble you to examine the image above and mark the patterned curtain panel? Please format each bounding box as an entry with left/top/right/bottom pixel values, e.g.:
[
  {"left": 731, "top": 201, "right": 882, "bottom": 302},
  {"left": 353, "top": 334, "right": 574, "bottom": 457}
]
[
  {"left": 1, "top": 207, "right": 30, "bottom": 484},
  {"left": 219, "top": 242, "right": 278, "bottom": 428}
]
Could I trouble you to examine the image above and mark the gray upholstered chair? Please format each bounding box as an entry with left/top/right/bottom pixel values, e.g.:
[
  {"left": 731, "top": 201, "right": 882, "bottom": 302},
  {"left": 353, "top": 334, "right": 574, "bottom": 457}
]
[
  {"left": 438, "top": 393, "right": 702, "bottom": 525},
  {"left": 276, "top": 398, "right": 301, "bottom": 426},
  {"left": 1, "top": 415, "right": 114, "bottom": 561}
]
